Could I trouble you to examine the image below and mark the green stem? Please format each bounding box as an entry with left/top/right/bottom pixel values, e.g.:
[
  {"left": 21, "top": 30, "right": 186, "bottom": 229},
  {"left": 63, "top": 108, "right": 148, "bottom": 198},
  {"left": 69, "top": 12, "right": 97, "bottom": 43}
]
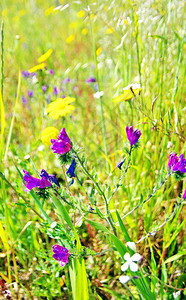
[
  {"left": 0, "top": 172, "right": 44, "bottom": 221},
  {"left": 72, "top": 148, "right": 117, "bottom": 235},
  {"left": 120, "top": 173, "right": 172, "bottom": 222},
  {"left": 108, "top": 147, "right": 132, "bottom": 204},
  {"left": 1, "top": 20, "right": 4, "bottom": 101}
]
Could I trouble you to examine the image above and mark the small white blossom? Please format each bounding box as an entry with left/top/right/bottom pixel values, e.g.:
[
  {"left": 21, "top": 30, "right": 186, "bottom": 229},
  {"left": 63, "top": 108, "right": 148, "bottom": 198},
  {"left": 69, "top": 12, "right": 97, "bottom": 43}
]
[
  {"left": 123, "top": 83, "right": 141, "bottom": 91},
  {"left": 167, "top": 141, "right": 172, "bottom": 149},
  {"left": 119, "top": 275, "right": 131, "bottom": 284},
  {"left": 173, "top": 291, "right": 180, "bottom": 299},
  {"left": 121, "top": 252, "right": 141, "bottom": 272},
  {"left": 127, "top": 242, "right": 136, "bottom": 252},
  {"left": 32, "top": 75, "right": 38, "bottom": 84},
  {"left": 93, "top": 91, "right": 104, "bottom": 99}
]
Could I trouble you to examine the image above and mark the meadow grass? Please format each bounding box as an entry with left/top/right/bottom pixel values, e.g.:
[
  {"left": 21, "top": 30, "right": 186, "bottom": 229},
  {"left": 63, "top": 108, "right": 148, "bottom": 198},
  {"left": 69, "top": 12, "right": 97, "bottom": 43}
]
[{"left": 0, "top": 0, "right": 185, "bottom": 299}]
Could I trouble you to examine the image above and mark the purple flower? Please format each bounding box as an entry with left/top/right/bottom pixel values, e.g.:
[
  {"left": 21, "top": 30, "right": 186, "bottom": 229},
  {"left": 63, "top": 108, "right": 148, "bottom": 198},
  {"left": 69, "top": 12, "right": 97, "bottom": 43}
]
[
  {"left": 21, "top": 95, "right": 27, "bottom": 104},
  {"left": 168, "top": 153, "right": 186, "bottom": 173},
  {"left": 42, "top": 85, "right": 48, "bottom": 93},
  {"left": 126, "top": 126, "right": 141, "bottom": 147},
  {"left": 52, "top": 245, "right": 70, "bottom": 267},
  {"left": 66, "top": 159, "right": 76, "bottom": 185},
  {"left": 183, "top": 189, "right": 186, "bottom": 199},
  {"left": 28, "top": 90, "right": 34, "bottom": 98},
  {"left": 46, "top": 95, "right": 51, "bottom": 103},
  {"left": 49, "top": 69, "right": 54, "bottom": 75},
  {"left": 53, "top": 86, "right": 58, "bottom": 95},
  {"left": 51, "top": 140, "right": 71, "bottom": 155},
  {"left": 86, "top": 77, "right": 96, "bottom": 83},
  {"left": 40, "top": 169, "right": 60, "bottom": 187},
  {"left": 58, "top": 128, "right": 71, "bottom": 144},
  {"left": 117, "top": 158, "right": 126, "bottom": 169},
  {"left": 23, "top": 170, "right": 51, "bottom": 192},
  {"left": 51, "top": 128, "right": 72, "bottom": 155},
  {"left": 63, "top": 77, "right": 70, "bottom": 84},
  {"left": 22, "top": 70, "right": 30, "bottom": 78}
]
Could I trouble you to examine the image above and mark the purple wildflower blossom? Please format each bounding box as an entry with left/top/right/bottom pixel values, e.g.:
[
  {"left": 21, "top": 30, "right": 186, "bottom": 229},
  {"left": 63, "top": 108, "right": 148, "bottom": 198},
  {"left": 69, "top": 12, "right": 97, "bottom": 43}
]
[
  {"left": 23, "top": 170, "right": 51, "bottom": 192},
  {"left": 22, "top": 70, "right": 30, "bottom": 78},
  {"left": 40, "top": 169, "right": 60, "bottom": 187},
  {"left": 51, "top": 128, "right": 72, "bottom": 155},
  {"left": 42, "top": 85, "right": 48, "bottom": 93},
  {"left": 46, "top": 95, "right": 51, "bottom": 103},
  {"left": 28, "top": 90, "right": 34, "bottom": 98},
  {"left": 50, "top": 140, "right": 71, "bottom": 155},
  {"left": 63, "top": 77, "right": 70, "bottom": 84},
  {"left": 52, "top": 245, "right": 70, "bottom": 267},
  {"left": 183, "top": 189, "right": 186, "bottom": 199},
  {"left": 53, "top": 86, "right": 58, "bottom": 95},
  {"left": 66, "top": 159, "right": 76, "bottom": 186},
  {"left": 21, "top": 95, "right": 27, "bottom": 104},
  {"left": 58, "top": 128, "right": 71, "bottom": 144},
  {"left": 168, "top": 153, "right": 186, "bottom": 173},
  {"left": 49, "top": 69, "right": 54, "bottom": 75},
  {"left": 117, "top": 158, "right": 126, "bottom": 170},
  {"left": 126, "top": 126, "right": 141, "bottom": 147},
  {"left": 86, "top": 77, "right": 96, "bottom": 83}
]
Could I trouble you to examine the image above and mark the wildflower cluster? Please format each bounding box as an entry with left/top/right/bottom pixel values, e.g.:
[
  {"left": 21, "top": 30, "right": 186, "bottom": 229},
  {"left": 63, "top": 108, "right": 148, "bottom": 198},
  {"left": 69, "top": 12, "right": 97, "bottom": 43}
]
[{"left": 20, "top": 124, "right": 185, "bottom": 277}]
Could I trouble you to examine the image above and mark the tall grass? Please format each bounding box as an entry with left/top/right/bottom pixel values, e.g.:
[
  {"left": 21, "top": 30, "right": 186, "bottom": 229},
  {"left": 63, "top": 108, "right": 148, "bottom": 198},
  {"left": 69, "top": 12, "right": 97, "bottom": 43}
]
[{"left": 0, "top": 0, "right": 185, "bottom": 299}]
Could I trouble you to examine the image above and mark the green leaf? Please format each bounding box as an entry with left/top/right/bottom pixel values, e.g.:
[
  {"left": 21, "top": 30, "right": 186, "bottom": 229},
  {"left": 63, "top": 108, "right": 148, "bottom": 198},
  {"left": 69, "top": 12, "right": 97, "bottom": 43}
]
[
  {"left": 116, "top": 210, "right": 131, "bottom": 242},
  {"left": 165, "top": 252, "right": 186, "bottom": 264},
  {"left": 165, "top": 220, "right": 185, "bottom": 248},
  {"left": 109, "top": 233, "right": 127, "bottom": 257},
  {"left": 148, "top": 238, "right": 158, "bottom": 296},
  {"left": 50, "top": 192, "right": 74, "bottom": 230},
  {"left": 85, "top": 218, "right": 111, "bottom": 234},
  {"left": 95, "top": 207, "right": 105, "bottom": 219}
]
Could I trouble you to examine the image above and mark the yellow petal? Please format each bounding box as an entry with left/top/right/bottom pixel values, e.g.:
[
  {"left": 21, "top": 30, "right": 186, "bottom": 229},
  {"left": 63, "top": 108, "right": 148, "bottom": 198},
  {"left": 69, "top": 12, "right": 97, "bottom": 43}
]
[
  {"left": 38, "top": 49, "right": 53, "bottom": 63},
  {"left": 41, "top": 127, "right": 59, "bottom": 145},
  {"left": 28, "top": 62, "right": 46, "bottom": 73}
]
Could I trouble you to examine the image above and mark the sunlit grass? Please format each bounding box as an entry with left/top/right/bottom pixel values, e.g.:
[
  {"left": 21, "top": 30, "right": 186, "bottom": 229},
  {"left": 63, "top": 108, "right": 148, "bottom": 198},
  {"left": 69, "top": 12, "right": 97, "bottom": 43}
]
[{"left": 0, "top": 0, "right": 185, "bottom": 299}]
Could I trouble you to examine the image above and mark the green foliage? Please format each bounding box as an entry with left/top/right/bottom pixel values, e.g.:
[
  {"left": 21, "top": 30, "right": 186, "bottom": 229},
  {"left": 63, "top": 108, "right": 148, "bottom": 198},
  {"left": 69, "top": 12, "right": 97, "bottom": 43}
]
[{"left": 0, "top": 0, "right": 185, "bottom": 299}]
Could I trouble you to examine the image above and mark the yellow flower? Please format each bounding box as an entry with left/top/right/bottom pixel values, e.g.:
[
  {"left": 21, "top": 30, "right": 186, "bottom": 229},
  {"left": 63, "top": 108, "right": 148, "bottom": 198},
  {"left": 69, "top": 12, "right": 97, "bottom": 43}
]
[
  {"left": 45, "top": 6, "right": 55, "bottom": 16},
  {"left": 41, "top": 127, "right": 59, "bottom": 145},
  {"left": 28, "top": 62, "right": 46, "bottom": 73},
  {"left": 70, "top": 22, "right": 77, "bottom": 29},
  {"left": 123, "top": 19, "right": 128, "bottom": 25},
  {"left": 66, "top": 35, "right": 74, "bottom": 43},
  {"left": 96, "top": 47, "right": 102, "bottom": 56},
  {"left": 13, "top": 16, "right": 19, "bottom": 22},
  {"left": 38, "top": 49, "right": 53, "bottom": 63},
  {"left": 77, "top": 10, "right": 85, "bottom": 18},
  {"left": 81, "top": 28, "right": 88, "bottom": 35},
  {"left": 106, "top": 28, "right": 114, "bottom": 34},
  {"left": 2, "top": 9, "right": 7, "bottom": 17},
  {"left": 46, "top": 97, "right": 75, "bottom": 119},
  {"left": 113, "top": 84, "right": 142, "bottom": 103},
  {"left": 19, "top": 9, "right": 26, "bottom": 16}
]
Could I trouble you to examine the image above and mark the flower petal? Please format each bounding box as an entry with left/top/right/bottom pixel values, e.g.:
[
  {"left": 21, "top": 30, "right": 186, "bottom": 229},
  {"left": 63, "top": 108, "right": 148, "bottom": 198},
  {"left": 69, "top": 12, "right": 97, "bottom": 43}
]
[
  {"left": 131, "top": 253, "right": 141, "bottom": 262},
  {"left": 119, "top": 275, "right": 131, "bottom": 284},
  {"left": 121, "top": 262, "right": 129, "bottom": 272},
  {"left": 130, "top": 262, "right": 139, "bottom": 272},
  {"left": 127, "top": 242, "right": 136, "bottom": 252},
  {"left": 124, "top": 252, "right": 130, "bottom": 261}
]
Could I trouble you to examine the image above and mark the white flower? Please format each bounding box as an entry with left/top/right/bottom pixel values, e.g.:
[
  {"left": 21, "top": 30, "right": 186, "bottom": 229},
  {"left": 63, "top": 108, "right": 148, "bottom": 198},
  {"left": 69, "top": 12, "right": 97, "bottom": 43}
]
[
  {"left": 173, "top": 291, "right": 180, "bottom": 299},
  {"left": 93, "top": 91, "right": 104, "bottom": 99},
  {"left": 119, "top": 275, "right": 131, "bottom": 284},
  {"left": 127, "top": 242, "right": 136, "bottom": 252},
  {"left": 121, "top": 252, "right": 141, "bottom": 272},
  {"left": 123, "top": 83, "right": 141, "bottom": 91}
]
